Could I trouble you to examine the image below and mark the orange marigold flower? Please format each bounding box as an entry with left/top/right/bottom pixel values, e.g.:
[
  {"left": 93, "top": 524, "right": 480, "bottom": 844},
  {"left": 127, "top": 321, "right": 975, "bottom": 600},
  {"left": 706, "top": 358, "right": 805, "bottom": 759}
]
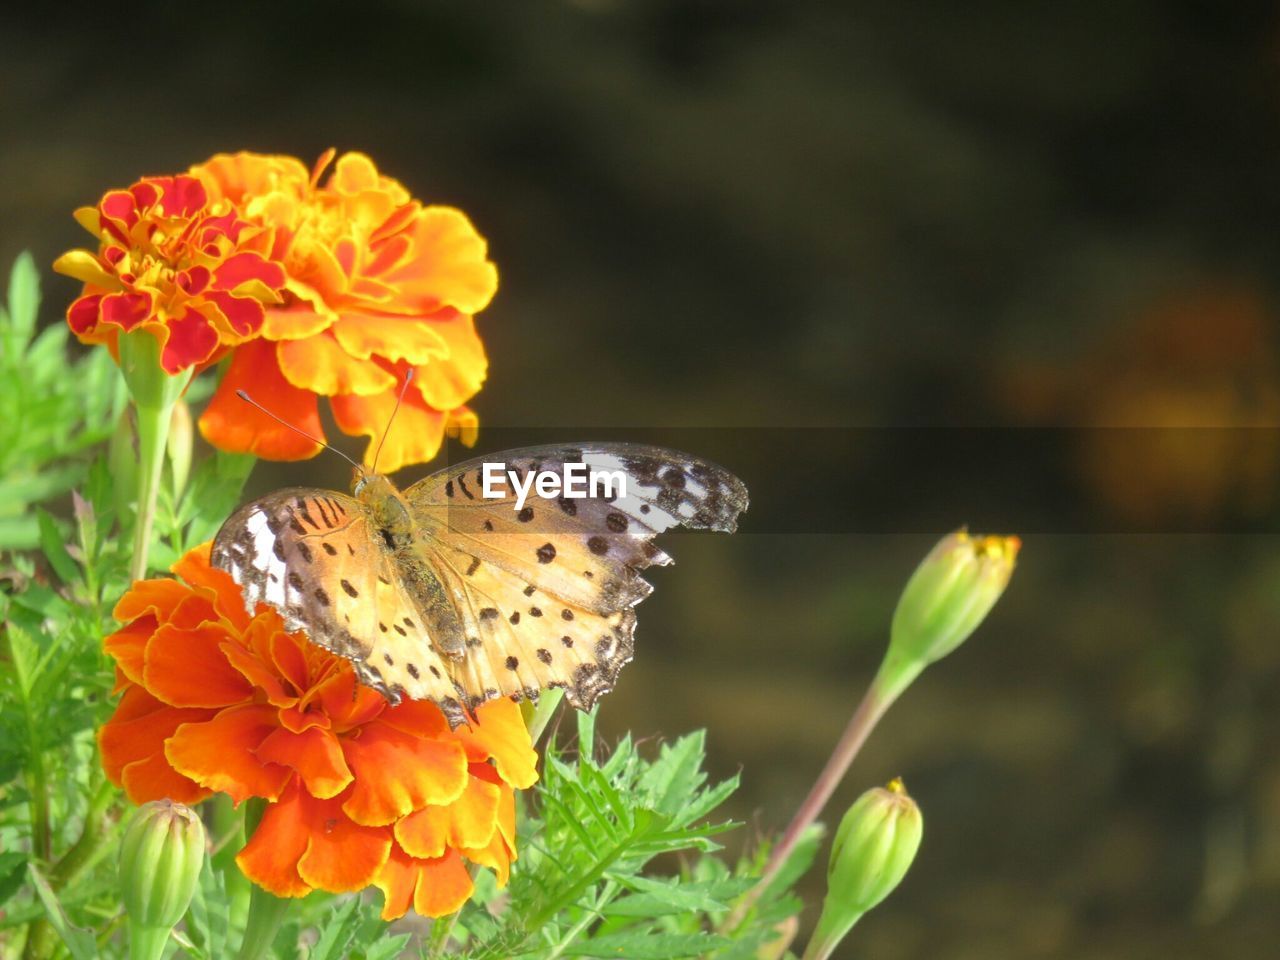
[
  {"left": 99, "top": 543, "right": 537, "bottom": 918},
  {"left": 53, "top": 175, "right": 286, "bottom": 374},
  {"left": 191, "top": 150, "right": 497, "bottom": 471}
]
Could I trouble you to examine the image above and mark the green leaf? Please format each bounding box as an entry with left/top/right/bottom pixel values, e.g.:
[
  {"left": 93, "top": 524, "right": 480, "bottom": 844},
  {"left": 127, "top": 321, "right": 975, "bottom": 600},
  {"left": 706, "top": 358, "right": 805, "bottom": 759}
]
[
  {"left": 577, "top": 706, "right": 597, "bottom": 760},
  {"left": 0, "top": 851, "right": 27, "bottom": 906},
  {"left": 310, "top": 895, "right": 364, "bottom": 960},
  {"left": 37, "top": 509, "right": 80, "bottom": 585},
  {"left": 7, "top": 251, "right": 39, "bottom": 338},
  {"left": 606, "top": 876, "right": 754, "bottom": 917},
  {"left": 560, "top": 930, "right": 730, "bottom": 958},
  {"left": 364, "top": 933, "right": 414, "bottom": 960},
  {"left": 27, "top": 863, "right": 99, "bottom": 960},
  {"left": 761, "top": 823, "right": 825, "bottom": 904},
  {"left": 638, "top": 732, "right": 708, "bottom": 816}
]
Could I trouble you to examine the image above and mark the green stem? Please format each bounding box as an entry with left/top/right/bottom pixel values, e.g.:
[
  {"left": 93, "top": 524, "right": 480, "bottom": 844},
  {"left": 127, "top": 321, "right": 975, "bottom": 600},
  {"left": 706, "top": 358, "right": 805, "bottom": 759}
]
[
  {"left": 527, "top": 688, "right": 565, "bottom": 747},
  {"left": 234, "top": 883, "right": 292, "bottom": 960},
  {"left": 128, "top": 922, "right": 171, "bottom": 960},
  {"left": 52, "top": 777, "right": 117, "bottom": 889},
  {"left": 129, "top": 401, "right": 173, "bottom": 583},
  {"left": 722, "top": 659, "right": 921, "bottom": 932},
  {"left": 543, "top": 880, "right": 617, "bottom": 960}
]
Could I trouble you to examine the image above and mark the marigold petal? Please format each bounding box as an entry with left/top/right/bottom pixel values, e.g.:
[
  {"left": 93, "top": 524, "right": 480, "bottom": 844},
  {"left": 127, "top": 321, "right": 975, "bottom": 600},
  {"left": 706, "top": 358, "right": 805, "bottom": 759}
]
[
  {"left": 297, "top": 805, "right": 392, "bottom": 894},
  {"left": 172, "top": 542, "right": 252, "bottom": 632},
  {"left": 113, "top": 578, "right": 191, "bottom": 625},
  {"left": 455, "top": 697, "right": 539, "bottom": 789},
  {"left": 393, "top": 805, "right": 448, "bottom": 860},
  {"left": 103, "top": 616, "right": 154, "bottom": 688},
  {"left": 332, "top": 313, "right": 448, "bottom": 365},
  {"left": 206, "top": 292, "right": 266, "bottom": 341},
  {"left": 52, "top": 250, "right": 117, "bottom": 289},
  {"left": 331, "top": 383, "right": 445, "bottom": 473},
  {"left": 278, "top": 332, "right": 397, "bottom": 397},
  {"left": 341, "top": 721, "right": 468, "bottom": 826},
  {"left": 99, "top": 686, "right": 212, "bottom": 804},
  {"left": 256, "top": 725, "right": 353, "bottom": 800},
  {"left": 160, "top": 308, "right": 221, "bottom": 373},
  {"left": 461, "top": 826, "right": 513, "bottom": 887},
  {"left": 383, "top": 207, "right": 498, "bottom": 315},
  {"left": 377, "top": 698, "right": 451, "bottom": 740},
  {"left": 314, "top": 669, "right": 386, "bottom": 731},
  {"left": 236, "top": 779, "right": 313, "bottom": 898},
  {"left": 261, "top": 302, "right": 335, "bottom": 341},
  {"left": 166, "top": 703, "right": 292, "bottom": 803},
  {"left": 199, "top": 339, "right": 324, "bottom": 460},
  {"left": 412, "top": 311, "right": 488, "bottom": 412},
  {"left": 67, "top": 295, "right": 103, "bottom": 336},
  {"left": 449, "top": 773, "right": 502, "bottom": 850},
  {"left": 413, "top": 848, "right": 474, "bottom": 918},
  {"left": 331, "top": 152, "right": 381, "bottom": 194},
  {"left": 220, "top": 639, "right": 293, "bottom": 705},
  {"left": 369, "top": 843, "right": 475, "bottom": 920},
  {"left": 213, "top": 251, "right": 287, "bottom": 293},
  {"left": 372, "top": 843, "right": 416, "bottom": 920},
  {"left": 99, "top": 291, "right": 153, "bottom": 331},
  {"left": 144, "top": 622, "right": 253, "bottom": 708}
]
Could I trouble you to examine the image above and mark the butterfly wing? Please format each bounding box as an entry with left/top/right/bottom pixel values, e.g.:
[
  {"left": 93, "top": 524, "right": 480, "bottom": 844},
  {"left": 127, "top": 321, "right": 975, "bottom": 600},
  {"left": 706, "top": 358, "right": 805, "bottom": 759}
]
[
  {"left": 406, "top": 443, "right": 748, "bottom": 711},
  {"left": 211, "top": 488, "right": 468, "bottom": 720}
]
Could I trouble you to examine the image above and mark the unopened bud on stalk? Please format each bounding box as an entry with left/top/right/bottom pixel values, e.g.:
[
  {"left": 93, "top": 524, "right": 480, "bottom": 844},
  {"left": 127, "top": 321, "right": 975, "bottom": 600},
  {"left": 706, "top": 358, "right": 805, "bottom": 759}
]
[
  {"left": 120, "top": 800, "right": 206, "bottom": 958},
  {"left": 803, "top": 779, "right": 923, "bottom": 960},
  {"left": 881, "top": 530, "right": 1019, "bottom": 691},
  {"left": 167, "top": 400, "right": 193, "bottom": 497}
]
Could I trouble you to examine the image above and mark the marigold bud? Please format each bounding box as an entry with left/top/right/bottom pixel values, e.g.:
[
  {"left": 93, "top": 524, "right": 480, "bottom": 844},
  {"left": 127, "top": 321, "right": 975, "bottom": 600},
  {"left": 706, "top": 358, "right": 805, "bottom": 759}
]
[
  {"left": 887, "top": 529, "right": 1019, "bottom": 672},
  {"left": 120, "top": 800, "right": 206, "bottom": 934},
  {"left": 804, "top": 779, "right": 923, "bottom": 960},
  {"left": 167, "top": 400, "right": 193, "bottom": 497}
]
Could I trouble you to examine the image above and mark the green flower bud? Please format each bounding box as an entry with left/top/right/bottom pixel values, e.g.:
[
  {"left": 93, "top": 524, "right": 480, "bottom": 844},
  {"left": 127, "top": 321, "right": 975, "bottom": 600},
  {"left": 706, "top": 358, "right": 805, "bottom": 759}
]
[
  {"left": 804, "top": 779, "right": 923, "bottom": 960},
  {"left": 120, "top": 800, "right": 206, "bottom": 947},
  {"left": 167, "top": 400, "right": 193, "bottom": 498},
  {"left": 885, "top": 529, "right": 1019, "bottom": 681}
]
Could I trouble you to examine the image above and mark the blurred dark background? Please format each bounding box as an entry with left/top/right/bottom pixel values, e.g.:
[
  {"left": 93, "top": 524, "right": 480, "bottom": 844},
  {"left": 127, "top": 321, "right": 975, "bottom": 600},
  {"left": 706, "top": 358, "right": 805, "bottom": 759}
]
[{"left": 5, "top": 1, "right": 1280, "bottom": 956}]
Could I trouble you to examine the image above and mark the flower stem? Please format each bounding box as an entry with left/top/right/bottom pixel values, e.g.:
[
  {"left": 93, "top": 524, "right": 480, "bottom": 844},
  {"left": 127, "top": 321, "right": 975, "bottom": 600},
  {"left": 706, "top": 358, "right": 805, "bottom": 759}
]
[
  {"left": 127, "top": 923, "right": 171, "bottom": 960},
  {"left": 129, "top": 401, "right": 173, "bottom": 583},
  {"left": 527, "top": 688, "right": 565, "bottom": 747},
  {"left": 234, "top": 883, "right": 292, "bottom": 960},
  {"left": 723, "top": 660, "right": 920, "bottom": 931},
  {"left": 52, "top": 776, "right": 117, "bottom": 888}
]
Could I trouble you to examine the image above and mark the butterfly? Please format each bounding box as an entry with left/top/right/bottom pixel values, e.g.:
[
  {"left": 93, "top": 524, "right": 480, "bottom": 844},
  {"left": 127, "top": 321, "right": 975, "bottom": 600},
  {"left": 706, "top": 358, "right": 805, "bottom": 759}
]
[{"left": 211, "top": 444, "right": 748, "bottom": 726}]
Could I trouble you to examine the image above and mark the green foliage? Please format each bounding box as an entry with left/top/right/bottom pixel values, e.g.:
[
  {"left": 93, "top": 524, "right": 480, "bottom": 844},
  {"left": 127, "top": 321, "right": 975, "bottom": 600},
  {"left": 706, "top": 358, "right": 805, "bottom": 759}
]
[
  {"left": 0, "top": 252, "right": 824, "bottom": 959},
  {"left": 430, "top": 709, "right": 799, "bottom": 960},
  {"left": 0, "top": 252, "right": 126, "bottom": 551}
]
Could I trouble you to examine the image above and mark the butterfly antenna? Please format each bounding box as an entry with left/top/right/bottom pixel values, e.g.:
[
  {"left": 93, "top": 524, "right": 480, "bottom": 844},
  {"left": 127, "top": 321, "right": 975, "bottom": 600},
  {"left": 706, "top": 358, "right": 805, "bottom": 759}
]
[
  {"left": 235, "top": 391, "right": 363, "bottom": 471},
  {"left": 370, "top": 369, "right": 414, "bottom": 476}
]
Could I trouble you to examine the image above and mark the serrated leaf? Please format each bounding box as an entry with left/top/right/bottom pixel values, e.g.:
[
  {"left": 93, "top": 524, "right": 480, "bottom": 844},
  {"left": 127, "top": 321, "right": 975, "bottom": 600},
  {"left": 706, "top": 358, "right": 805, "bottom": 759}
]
[
  {"left": 760, "top": 823, "right": 825, "bottom": 904},
  {"left": 310, "top": 895, "right": 365, "bottom": 960},
  {"left": 638, "top": 732, "right": 708, "bottom": 816},
  {"left": 364, "top": 932, "right": 413, "bottom": 960},
  {"left": 561, "top": 930, "right": 730, "bottom": 958},
  {"left": 606, "top": 876, "right": 754, "bottom": 917}
]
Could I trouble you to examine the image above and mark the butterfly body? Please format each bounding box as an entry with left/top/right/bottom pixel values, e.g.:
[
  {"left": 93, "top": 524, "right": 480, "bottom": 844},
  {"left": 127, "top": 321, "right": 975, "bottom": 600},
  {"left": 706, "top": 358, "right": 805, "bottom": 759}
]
[{"left": 212, "top": 444, "right": 747, "bottom": 726}]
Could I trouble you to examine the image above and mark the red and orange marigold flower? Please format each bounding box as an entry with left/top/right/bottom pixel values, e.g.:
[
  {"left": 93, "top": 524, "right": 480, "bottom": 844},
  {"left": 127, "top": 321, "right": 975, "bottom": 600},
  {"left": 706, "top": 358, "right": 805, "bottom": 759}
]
[
  {"left": 99, "top": 544, "right": 537, "bottom": 918},
  {"left": 191, "top": 150, "right": 497, "bottom": 472},
  {"left": 53, "top": 175, "right": 286, "bottom": 374}
]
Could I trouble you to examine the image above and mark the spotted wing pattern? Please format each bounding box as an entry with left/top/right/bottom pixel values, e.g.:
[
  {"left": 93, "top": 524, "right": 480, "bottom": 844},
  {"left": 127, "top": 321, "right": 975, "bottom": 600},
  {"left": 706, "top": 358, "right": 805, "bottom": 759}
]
[
  {"left": 211, "top": 489, "right": 463, "bottom": 712},
  {"left": 406, "top": 443, "right": 749, "bottom": 712}
]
